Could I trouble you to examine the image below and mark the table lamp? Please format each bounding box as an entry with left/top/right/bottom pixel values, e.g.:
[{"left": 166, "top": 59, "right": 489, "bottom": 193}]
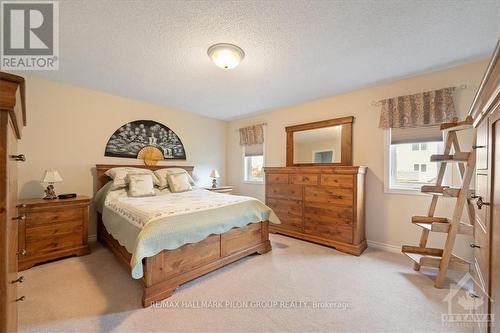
[
  {"left": 210, "top": 169, "right": 220, "bottom": 188},
  {"left": 41, "top": 170, "right": 63, "bottom": 200}
]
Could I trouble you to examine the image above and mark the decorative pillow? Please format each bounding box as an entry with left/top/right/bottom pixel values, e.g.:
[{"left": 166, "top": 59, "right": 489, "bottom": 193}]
[
  {"left": 154, "top": 168, "right": 195, "bottom": 190},
  {"left": 105, "top": 167, "right": 159, "bottom": 189},
  {"left": 127, "top": 174, "right": 156, "bottom": 197},
  {"left": 166, "top": 173, "right": 192, "bottom": 193}
]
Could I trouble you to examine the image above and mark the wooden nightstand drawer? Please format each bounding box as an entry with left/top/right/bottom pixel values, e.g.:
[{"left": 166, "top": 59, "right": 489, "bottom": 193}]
[
  {"left": 26, "top": 232, "right": 83, "bottom": 255},
  {"left": 26, "top": 220, "right": 83, "bottom": 242},
  {"left": 24, "top": 208, "right": 83, "bottom": 227},
  {"left": 17, "top": 196, "right": 91, "bottom": 271}
]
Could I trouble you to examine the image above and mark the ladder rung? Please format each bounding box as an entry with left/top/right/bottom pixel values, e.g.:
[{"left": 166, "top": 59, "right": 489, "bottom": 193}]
[
  {"left": 402, "top": 247, "right": 470, "bottom": 272},
  {"left": 412, "top": 216, "right": 449, "bottom": 223},
  {"left": 421, "top": 186, "right": 460, "bottom": 197},
  {"left": 413, "top": 222, "right": 473, "bottom": 236},
  {"left": 430, "top": 152, "right": 471, "bottom": 162},
  {"left": 402, "top": 245, "right": 443, "bottom": 256},
  {"left": 440, "top": 116, "right": 474, "bottom": 131}
]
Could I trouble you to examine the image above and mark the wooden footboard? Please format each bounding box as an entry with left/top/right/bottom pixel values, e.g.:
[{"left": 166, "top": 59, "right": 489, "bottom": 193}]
[{"left": 97, "top": 214, "right": 271, "bottom": 307}]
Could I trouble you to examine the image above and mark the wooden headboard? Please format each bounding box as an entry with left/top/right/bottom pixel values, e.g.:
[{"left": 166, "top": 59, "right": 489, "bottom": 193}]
[{"left": 95, "top": 164, "right": 194, "bottom": 192}]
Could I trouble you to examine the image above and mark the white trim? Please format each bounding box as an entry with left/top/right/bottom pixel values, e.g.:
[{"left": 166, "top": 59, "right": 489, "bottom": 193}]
[
  {"left": 242, "top": 180, "right": 264, "bottom": 185},
  {"left": 367, "top": 240, "right": 401, "bottom": 254},
  {"left": 88, "top": 235, "right": 97, "bottom": 242}
]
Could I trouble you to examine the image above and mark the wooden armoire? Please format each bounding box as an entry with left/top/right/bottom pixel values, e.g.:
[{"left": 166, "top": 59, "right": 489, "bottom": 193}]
[
  {"left": 470, "top": 41, "right": 499, "bottom": 332},
  {"left": 1, "top": 72, "right": 27, "bottom": 333}
]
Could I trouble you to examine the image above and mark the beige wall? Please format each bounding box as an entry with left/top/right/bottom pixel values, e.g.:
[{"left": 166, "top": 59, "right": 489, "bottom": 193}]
[
  {"left": 18, "top": 75, "right": 227, "bottom": 237},
  {"left": 226, "top": 60, "right": 488, "bottom": 260}
]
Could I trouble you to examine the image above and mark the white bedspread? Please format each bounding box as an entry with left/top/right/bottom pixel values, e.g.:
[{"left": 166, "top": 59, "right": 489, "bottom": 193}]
[{"left": 105, "top": 188, "right": 252, "bottom": 229}]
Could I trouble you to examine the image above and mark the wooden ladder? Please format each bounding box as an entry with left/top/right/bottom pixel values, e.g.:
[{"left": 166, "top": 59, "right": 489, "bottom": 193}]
[{"left": 402, "top": 116, "right": 475, "bottom": 288}]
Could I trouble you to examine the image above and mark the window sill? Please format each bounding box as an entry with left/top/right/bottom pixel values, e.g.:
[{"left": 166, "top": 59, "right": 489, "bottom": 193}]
[
  {"left": 242, "top": 181, "right": 264, "bottom": 185},
  {"left": 384, "top": 187, "right": 428, "bottom": 196}
]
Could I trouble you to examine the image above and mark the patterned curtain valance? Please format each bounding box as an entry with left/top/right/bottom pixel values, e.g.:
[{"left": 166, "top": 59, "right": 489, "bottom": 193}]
[
  {"left": 378, "top": 87, "right": 456, "bottom": 129},
  {"left": 239, "top": 124, "right": 264, "bottom": 146}
]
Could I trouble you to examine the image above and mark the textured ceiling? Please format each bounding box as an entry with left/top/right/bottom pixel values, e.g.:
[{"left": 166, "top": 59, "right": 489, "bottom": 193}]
[{"left": 27, "top": 0, "right": 499, "bottom": 120}]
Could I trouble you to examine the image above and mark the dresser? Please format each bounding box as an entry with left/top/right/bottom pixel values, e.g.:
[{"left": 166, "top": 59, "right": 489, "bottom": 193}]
[
  {"left": 17, "top": 196, "right": 91, "bottom": 271},
  {"left": 264, "top": 166, "right": 367, "bottom": 255},
  {"left": 469, "top": 42, "right": 499, "bottom": 332},
  {"left": 0, "top": 72, "right": 26, "bottom": 333}
]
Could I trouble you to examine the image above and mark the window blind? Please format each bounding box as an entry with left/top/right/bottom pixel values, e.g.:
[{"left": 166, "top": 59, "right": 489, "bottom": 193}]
[
  {"left": 390, "top": 125, "right": 442, "bottom": 144},
  {"left": 244, "top": 144, "right": 263, "bottom": 156}
]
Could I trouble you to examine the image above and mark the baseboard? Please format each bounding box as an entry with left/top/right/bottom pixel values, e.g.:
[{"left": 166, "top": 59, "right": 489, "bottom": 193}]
[
  {"left": 366, "top": 240, "right": 401, "bottom": 254},
  {"left": 88, "top": 234, "right": 97, "bottom": 242}
]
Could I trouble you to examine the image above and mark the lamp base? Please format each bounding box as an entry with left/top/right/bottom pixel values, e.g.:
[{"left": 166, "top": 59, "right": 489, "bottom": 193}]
[
  {"left": 43, "top": 184, "right": 58, "bottom": 200},
  {"left": 211, "top": 178, "right": 217, "bottom": 188}
]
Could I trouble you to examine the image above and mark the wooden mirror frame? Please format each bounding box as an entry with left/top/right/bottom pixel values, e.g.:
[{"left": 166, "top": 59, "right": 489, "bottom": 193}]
[{"left": 286, "top": 116, "right": 354, "bottom": 166}]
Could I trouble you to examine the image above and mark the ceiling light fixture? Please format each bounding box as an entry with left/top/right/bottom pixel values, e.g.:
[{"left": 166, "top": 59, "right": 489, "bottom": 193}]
[{"left": 207, "top": 43, "right": 245, "bottom": 69}]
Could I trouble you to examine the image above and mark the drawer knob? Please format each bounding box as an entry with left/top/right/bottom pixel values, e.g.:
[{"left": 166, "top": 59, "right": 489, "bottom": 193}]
[
  {"left": 472, "top": 196, "right": 490, "bottom": 209},
  {"left": 10, "top": 154, "right": 26, "bottom": 162},
  {"left": 469, "top": 292, "right": 481, "bottom": 299},
  {"left": 12, "top": 215, "right": 25, "bottom": 221},
  {"left": 17, "top": 204, "right": 27, "bottom": 208},
  {"left": 470, "top": 243, "right": 481, "bottom": 249},
  {"left": 11, "top": 276, "right": 24, "bottom": 284},
  {"left": 472, "top": 145, "right": 486, "bottom": 149},
  {"left": 17, "top": 249, "right": 26, "bottom": 256},
  {"left": 15, "top": 296, "right": 25, "bottom": 302}
]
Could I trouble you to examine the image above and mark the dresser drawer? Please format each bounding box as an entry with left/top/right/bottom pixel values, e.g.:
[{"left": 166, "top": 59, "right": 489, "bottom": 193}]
[
  {"left": 320, "top": 174, "right": 354, "bottom": 188},
  {"left": 266, "top": 198, "right": 303, "bottom": 230},
  {"left": 26, "top": 220, "right": 83, "bottom": 242},
  {"left": 290, "top": 174, "right": 319, "bottom": 185},
  {"left": 304, "top": 204, "right": 353, "bottom": 226},
  {"left": 26, "top": 232, "right": 83, "bottom": 255},
  {"left": 266, "top": 173, "right": 289, "bottom": 184},
  {"left": 304, "top": 186, "right": 353, "bottom": 206},
  {"left": 24, "top": 208, "right": 83, "bottom": 227},
  {"left": 304, "top": 223, "right": 353, "bottom": 243},
  {"left": 266, "top": 184, "right": 302, "bottom": 200},
  {"left": 474, "top": 221, "right": 489, "bottom": 284}
]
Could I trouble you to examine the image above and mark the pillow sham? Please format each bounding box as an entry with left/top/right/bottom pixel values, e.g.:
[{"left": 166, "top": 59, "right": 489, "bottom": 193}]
[
  {"left": 166, "top": 172, "right": 192, "bottom": 193},
  {"left": 154, "top": 168, "right": 195, "bottom": 190},
  {"left": 127, "top": 173, "right": 156, "bottom": 197},
  {"left": 105, "top": 167, "right": 159, "bottom": 189}
]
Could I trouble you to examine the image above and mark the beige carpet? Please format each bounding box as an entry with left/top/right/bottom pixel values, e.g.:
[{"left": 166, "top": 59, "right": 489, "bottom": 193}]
[{"left": 18, "top": 235, "right": 471, "bottom": 333}]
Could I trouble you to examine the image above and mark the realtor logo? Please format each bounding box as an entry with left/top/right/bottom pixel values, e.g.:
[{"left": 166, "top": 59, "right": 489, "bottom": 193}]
[
  {"left": 442, "top": 272, "right": 494, "bottom": 328},
  {"left": 1, "top": 1, "right": 59, "bottom": 70}
]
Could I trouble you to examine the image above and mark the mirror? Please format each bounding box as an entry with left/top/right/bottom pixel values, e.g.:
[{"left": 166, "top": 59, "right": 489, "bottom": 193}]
[
  {"left": 293, "top": 125, "right": 342, "bottom": 164},
  {"left": 286, "top": 116, "right": 353, "bottom": 166}
]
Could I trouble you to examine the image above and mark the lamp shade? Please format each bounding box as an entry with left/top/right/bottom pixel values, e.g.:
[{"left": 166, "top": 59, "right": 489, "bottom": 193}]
[
  {"left": 210, "top": 169, "right": 220, "bottom": 178},
  {"left": 41, "top": 170, "right": 63, "bottom": 183}
]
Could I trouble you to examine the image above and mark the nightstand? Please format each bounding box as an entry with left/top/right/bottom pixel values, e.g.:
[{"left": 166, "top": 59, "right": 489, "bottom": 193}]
[
  {"left": 204, "top": 186, "right": 234, "bottom": 194},
  {"left": 17, "top": 196, "right": 91, "bottom": 271}
]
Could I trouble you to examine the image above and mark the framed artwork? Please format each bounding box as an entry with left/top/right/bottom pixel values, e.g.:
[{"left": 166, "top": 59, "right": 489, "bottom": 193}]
[{"left": 105, "top": 120, "right": 186, "bottom": 160}]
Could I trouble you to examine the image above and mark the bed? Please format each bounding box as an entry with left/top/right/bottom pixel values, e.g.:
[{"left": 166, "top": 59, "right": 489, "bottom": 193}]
[{"left": 94, "top": 164, "right": 275, "bottom": 307}]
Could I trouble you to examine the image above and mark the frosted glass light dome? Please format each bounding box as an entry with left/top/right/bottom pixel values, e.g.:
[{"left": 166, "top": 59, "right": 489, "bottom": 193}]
[{"left": 207, "top": 43, "right": 245, "bottom": 69}]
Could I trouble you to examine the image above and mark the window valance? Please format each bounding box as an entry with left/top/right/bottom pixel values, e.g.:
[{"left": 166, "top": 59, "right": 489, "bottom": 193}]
[
  {"left": 239, "top": 124, "right": 264, "bottom": 146},
  {"left": 378, "top": 87, "right": 456, "bottom": 129}
]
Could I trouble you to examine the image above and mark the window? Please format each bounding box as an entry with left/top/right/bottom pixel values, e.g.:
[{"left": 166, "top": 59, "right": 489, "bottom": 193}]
[
  {"left": 386, "top": 126, "right": 443, "bottom": 191},
  {"left": 243, "top": 144, "right": 264, "bottom": 183}
]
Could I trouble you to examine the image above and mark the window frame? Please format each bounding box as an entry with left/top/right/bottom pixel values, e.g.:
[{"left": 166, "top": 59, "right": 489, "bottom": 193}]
[
  {"left": 242, "top": 141, "right": 265, "bottom": 185},
  {"left": 383, "top": 129, "right": 449, "bottom": 195}
]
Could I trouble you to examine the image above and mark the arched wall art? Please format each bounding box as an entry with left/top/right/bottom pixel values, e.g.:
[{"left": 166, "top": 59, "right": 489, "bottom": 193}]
[{"left": 104, "top": 120, "right": 186, "bottom": 161}]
